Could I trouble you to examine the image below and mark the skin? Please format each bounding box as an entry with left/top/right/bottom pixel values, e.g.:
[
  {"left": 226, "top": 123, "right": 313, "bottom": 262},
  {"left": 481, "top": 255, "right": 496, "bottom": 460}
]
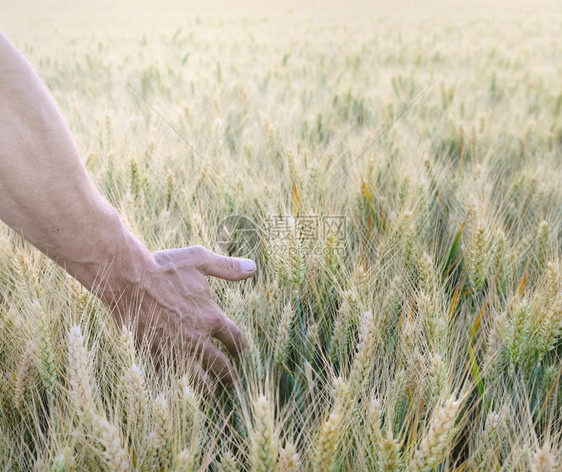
[{"left": 0, "top": 31, "right": 256, "bottom": 390}]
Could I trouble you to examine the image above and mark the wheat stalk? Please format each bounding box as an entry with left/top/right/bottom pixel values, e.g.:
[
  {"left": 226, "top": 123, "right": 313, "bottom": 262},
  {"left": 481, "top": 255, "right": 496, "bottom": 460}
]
[{"left": 274, "top": 304, "right": 292, "bottom": 366}]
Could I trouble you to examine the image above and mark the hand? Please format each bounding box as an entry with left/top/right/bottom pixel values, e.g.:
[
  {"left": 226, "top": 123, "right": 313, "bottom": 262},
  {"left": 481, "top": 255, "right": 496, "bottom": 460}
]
[
  {"left": 110, "top": 245, "right": 256, "bottom": 390},
  {"left": 0, "top": 33, "right": 256, "bottom": 391}
]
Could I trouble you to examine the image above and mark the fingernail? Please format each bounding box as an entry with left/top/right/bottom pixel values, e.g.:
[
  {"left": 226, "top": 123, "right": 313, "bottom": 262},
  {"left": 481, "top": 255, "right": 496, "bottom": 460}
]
[{"left": 239, "top": 258, "right": 256, "bottom": 274}]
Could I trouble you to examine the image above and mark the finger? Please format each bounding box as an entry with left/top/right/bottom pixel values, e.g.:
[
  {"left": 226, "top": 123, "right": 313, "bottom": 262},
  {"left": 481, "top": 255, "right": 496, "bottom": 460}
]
[
  {"left": 185, "top": 360, "right": 215, "bottom": 396},
  {"left": 198, "top": 247, "right": 257, "bottom": 281},
  {"left": 196, "top": 338, "right": 238, "bottom": 387},
  {"left": 161, "top": 334, "right": 216, "bottom": 395},
  {"left": 162, "top": 246, "right": 256, "bottom": 280},
  {"left": 211, "top": 314, "right": 246, "bottom": 358}
]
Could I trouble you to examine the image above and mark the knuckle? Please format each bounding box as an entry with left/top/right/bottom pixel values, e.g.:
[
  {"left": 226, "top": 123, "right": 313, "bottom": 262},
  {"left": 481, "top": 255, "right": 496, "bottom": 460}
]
[
  {"left": 189, "top": 244, "right": 204, "bottom": 253},
  {"left": 225, "top": 319, "right": 242, "bottom": 339},
  {"left": 207, "top": 311, "right": 226, "bottom": 333},
  {"left": 225, "top": 257, "right": 239, "bottom": 273},
  {"left": 190, "top": 245, "right": 209, "bottom": 259},
  {"left": 189, "top": 245, "right": 212, "bottom": 270},
  {"left": 153, "top": 251, "right": 173, "bottom": 267}
]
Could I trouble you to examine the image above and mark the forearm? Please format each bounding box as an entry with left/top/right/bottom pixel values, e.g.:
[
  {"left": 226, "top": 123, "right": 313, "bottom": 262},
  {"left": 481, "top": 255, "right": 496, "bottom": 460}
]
[{"left": 0, "top": 32, "right": 152, "bottom": 303}]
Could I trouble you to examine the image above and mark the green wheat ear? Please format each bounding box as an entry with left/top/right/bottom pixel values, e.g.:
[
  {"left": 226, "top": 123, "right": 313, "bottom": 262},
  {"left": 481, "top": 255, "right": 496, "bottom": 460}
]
[
  {"left": 129, "top": 158, "right": 141, "bottom": 202},
  {"left": 503, "top": 300, "right": 532, "bottom": 369},
  {"left": 349, "top": 310, "right": 377, "bottom": 393},
  {"left": 288, "top": 238, "right": 306, "bottom": 289},
  {"left": 313, "top": 410, "right": 344, "bottom": 472},
  {"left": 536, "top": 262, "right": 562, "bottom": 359},
  {"left": 378, "top": 430, "right": 403, "bottom": 472},
  {"left": 469, "top": 221, "right": 489, "bottom": 295},
  {"left": 473, "top": 412, "right": 501, "bottom": 468},
  {"left": 534, "top": 220, "right": 550, "bottom": 269},
  {"left": 35, "top": 306, "right": 57, "bottom": 401}
]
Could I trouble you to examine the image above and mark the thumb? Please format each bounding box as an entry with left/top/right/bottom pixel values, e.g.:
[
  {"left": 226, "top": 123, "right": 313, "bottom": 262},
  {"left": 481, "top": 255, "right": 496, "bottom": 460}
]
[{"left": 200, "top": 249, "right": 256, "bottom": 281}]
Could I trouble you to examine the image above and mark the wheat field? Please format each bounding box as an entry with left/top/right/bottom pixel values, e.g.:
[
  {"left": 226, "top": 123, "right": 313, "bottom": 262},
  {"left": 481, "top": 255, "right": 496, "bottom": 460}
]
[{"left": 1, "top": 0, "right": 561, "bottom": 470}]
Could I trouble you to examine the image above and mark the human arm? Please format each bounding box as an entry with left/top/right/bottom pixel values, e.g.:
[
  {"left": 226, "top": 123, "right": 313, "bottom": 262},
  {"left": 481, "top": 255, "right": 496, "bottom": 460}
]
[{"left": 0, "top": 31, "right": 255, "bottom": 388}]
